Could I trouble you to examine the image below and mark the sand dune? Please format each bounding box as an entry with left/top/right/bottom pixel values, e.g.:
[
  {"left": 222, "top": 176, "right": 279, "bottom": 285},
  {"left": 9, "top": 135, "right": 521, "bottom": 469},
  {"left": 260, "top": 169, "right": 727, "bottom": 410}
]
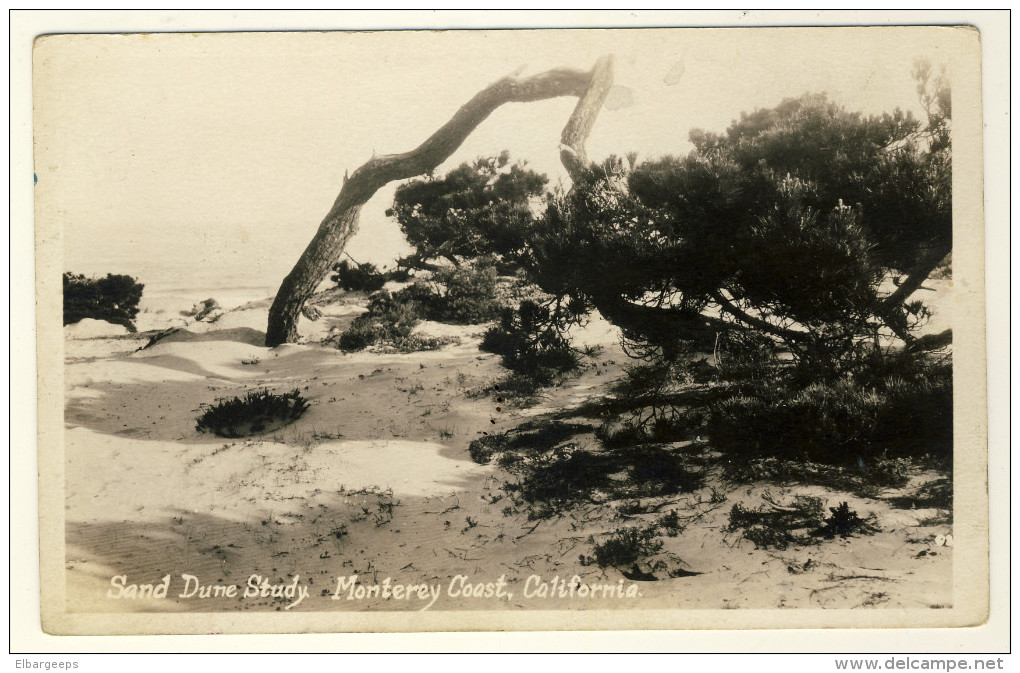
[{"left": 61, "top": 295, "right": 953, "bottom": 615}]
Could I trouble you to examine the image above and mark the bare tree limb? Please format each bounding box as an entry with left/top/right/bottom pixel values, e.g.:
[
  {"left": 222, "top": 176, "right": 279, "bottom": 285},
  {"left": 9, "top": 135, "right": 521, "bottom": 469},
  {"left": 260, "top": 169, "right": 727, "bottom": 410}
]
[
  {"left": 709, "top": 290, "right": 810, "bottom": 344},
  {"left": 560, "top": 56, "right": 615, "bottom": 178},
  {"left": 266, "top": 57, "right": 614, "bottom": 346},
  {"left": 876, "top": 245, "right": 952, "bottom": 343}
]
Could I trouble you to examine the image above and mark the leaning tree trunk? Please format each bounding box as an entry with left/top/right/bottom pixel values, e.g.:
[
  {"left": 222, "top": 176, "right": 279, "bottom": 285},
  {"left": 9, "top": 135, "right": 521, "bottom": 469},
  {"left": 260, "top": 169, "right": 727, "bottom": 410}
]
[{"left": 266, "top": 56, "right": 615, "bottom": 347}]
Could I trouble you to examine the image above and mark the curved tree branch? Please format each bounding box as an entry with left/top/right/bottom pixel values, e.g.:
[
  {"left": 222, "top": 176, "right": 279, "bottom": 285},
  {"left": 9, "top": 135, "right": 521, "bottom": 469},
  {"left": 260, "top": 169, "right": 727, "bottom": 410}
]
[
  {"left": 266, "top": 57, "right": 615, "bottom": 346},
  {"left": 586, "top": 290, "right": 731, "bottom": 350},
  {"left": 709, "top": 290, "right": 810, "bottom": 344},
  {"left": 877, "top": 245, "right": 952, "bottom": 343}
]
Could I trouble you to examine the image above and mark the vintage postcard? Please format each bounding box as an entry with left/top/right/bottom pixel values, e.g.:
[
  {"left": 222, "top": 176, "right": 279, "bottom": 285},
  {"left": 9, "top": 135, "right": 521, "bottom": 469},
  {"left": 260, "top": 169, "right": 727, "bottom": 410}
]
[{"left": 33, "top": 24, "right": 988, "bottom": 636}]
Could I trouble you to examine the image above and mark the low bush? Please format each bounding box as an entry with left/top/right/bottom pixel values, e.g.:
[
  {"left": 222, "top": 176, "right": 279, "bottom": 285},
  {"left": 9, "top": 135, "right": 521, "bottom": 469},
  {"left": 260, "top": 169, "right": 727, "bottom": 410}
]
[
  {"left": 388, "top": 263, "right": 501, "bottom": 325},
  {"left": 813, "top": 501, "right": 879, "bottom": 539},
  {"left": 337, "top": 319, "right": 388, "bottom": 351},
  {"left": 330, "top": 260, "right": 388, "bottom": 293},
  {"left": 63, "top": 272, "right": 144, "bottom": 331},
  {"left": 336, "top": 292, "right": 448, "bottom": 353},
  {"left": 727, "top": 495, "right": 878, "bottom": 549},
  {"left": 480, "top": 300, "right": 581, "bottom": 385},
  {"left": 581, "top": 526, "right": 664, "bottom": 569},
  {"left": 708, "top": 361, "right": 952, "bottom": 465},
  {"left": 414, "top": 264, "right": 502, "bottom": 324},
  {"left": 196, "top": 389, "right": 309, "bottom": 438},
  {"left": 726, "top": 495, "right": 824, "bottom": 550}
]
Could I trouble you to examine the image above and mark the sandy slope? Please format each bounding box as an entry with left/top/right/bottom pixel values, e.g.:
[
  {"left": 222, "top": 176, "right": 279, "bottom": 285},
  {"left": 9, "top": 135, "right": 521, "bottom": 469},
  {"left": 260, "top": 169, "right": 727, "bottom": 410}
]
[{"left": 62, "top": 293, "right": 953, "bottom": 614}]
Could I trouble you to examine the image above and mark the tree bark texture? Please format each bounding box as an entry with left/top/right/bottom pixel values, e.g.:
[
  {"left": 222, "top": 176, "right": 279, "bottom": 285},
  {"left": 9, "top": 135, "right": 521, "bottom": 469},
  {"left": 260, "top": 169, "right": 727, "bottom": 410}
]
[{"left": 266, "top": 56, "right": 615, "bottom": 346}]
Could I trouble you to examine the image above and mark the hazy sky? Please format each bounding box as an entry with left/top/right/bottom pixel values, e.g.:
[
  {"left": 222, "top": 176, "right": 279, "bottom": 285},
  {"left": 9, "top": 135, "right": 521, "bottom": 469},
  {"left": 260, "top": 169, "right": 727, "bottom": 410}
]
[{"left": 34, "top": 27, "right": 958, "bottom": 294}]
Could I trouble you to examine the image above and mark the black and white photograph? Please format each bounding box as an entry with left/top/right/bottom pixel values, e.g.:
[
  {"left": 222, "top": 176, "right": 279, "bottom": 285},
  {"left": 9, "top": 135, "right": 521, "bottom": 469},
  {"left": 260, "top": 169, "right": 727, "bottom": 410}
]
[{"left": 28, "top": 20, "right": 991, "bottom": 638}]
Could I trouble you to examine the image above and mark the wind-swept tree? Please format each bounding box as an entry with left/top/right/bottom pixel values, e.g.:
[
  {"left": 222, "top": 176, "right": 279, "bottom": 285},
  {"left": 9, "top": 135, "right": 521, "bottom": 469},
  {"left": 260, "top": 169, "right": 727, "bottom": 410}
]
[
  {"left": 265, "top": 57, "right": 614, "bottom": 346},
  {"left": 522, "top": 86, "right": 951, "bottom": 374}
]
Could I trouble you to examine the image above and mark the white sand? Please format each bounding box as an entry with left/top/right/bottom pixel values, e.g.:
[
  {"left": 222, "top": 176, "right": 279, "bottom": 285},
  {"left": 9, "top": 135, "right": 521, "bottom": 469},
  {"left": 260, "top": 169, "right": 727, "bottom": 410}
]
[{"left": 62, "top": 292, "right": 953, "bottom": 614}]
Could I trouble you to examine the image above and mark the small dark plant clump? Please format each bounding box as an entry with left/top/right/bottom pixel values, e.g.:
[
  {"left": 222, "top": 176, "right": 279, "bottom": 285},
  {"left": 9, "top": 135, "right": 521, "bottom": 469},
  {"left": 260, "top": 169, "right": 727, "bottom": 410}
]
[
  {"left": 400, "top": 263, "right": 503, "bottom": 325},
  {"left": 338, "top": 292, "right": 418, "bottom": 351},
  {"left": 480, "top": 299, "right": 582, "bottom": 388},
  {"left": 331, "top": 259, "right": 399, "bottom": 293},
  {"left": 63, "top": 272, "right": 145, "bottom": 331},
  {"left": 655, "top": 509, "right": 686, "bottom": 537},
  {"left": 486, "top": 373, "right": 547, "bottom": 406},
  {"left": 728, "top": 495, "right": 878, "bottom": 549},
  {"left": 196, "top": 389, "right": 309, "bottom": 438},
  {"left": 811, "top": 502, "right": 880, "bottom": 539},
  {"left": 708, "top": 359, "right": 952, "bottom": 465},
  {"left": 336, "top": 264, "right": 500, "bottom": 352},
  {"left": 336, "top": 292, "right": 447, "bottom": 353},
  {"left": 726, "top": 495, "right": 825, "bottom": 550},
  {"left": 580, "top": 526, "right": 664, "bottom": 569}
]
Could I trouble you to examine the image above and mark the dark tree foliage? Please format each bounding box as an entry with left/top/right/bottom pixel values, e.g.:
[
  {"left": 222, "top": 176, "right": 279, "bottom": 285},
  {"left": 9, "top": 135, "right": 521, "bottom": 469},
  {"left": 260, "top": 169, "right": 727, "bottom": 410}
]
[
  {"left": 479, "top": 299, "right": 583, "bottom": 383},
  {"left": 330, "top": 259, "right": 388, "bottom": 293},
  {"left": 389, "top": 150, "right": 548, "bottom": 268},
  {"left": 196, "top": 389, "right": 309, "bottom": 438},
  {"left": 525, "top": 87, "right": 951, "bottom": 373},
  {"left": 398, "top": 263, "right": 502, "bottom": 324},
  {"left": 63, "top": 272, "right": 145, "bottom": 332}
]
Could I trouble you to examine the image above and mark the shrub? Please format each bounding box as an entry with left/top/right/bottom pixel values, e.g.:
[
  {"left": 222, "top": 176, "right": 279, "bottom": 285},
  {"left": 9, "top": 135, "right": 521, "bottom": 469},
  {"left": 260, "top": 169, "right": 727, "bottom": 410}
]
[
  {"left": 396, "top": 263, "right": 502, "bottom": 325},
  {"left": 726, "top": 495, "right": 824, "bottom": 550},
  {"left": 723, "top": 455, "right": 914, "bottom": 498},
  {"left": 812, "top": 502, "right": 879, "bottom": 539},
  {"left": 337, "top": 319, "right": 387, "bottom": 351},
  {"left": 707, "top": 361, "right": 952, "bottom": 465},
  {"left": 582, "top": 526, "right": 664, "bottom": 569},
  {"left": 432, "top": 264, "right": 501, "bottom": 323},
  {"left": 480, "top": 300, "right": 581, "bottom": 385},
  {"left": 196, "top": 389, "right": 309, "bottom": 438},
  {"left": 336, "top": 292, "right": 421, "bottom": 352},
  {"left": 63, "top": 272, "right": 144, "bottom": 331},
  {"left": 710, "top": 381, "right": 883, "bottom": 463},
  {"left": 330, "top": 260, "right": 388, "bottom": 293}
]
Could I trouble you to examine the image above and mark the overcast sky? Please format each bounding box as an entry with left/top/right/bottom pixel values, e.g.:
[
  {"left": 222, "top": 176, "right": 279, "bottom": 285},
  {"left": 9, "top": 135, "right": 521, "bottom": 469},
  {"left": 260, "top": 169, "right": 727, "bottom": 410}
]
[{"left": 34, "top": 27, "right": 957, "bottom": 294}]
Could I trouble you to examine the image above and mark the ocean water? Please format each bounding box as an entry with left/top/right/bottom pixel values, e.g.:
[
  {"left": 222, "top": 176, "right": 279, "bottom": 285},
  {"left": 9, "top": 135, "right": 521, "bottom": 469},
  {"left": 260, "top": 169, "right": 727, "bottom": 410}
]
[{"left": 63, "top": 204, "right": 414, "bottom": 327}]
